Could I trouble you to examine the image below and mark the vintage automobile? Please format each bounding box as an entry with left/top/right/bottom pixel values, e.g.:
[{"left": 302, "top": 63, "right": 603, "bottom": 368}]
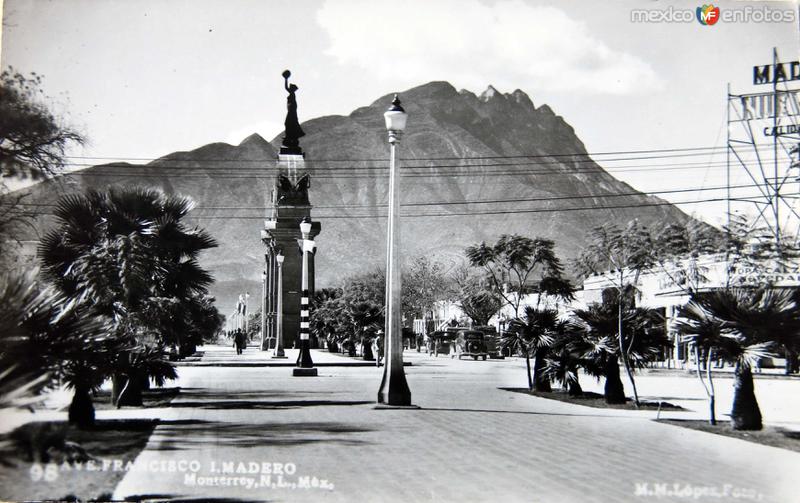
[
  {"left": 430, "top": 327, "right": 491, "bottom": 360},
  {"left": 457, "top": 330, "right": 489, "bottom": 360}
]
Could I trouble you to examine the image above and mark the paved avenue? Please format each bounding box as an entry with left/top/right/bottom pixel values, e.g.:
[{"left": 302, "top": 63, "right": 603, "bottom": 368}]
[{"left": 107, "top": 346, "right": 799, "bottom": 503}]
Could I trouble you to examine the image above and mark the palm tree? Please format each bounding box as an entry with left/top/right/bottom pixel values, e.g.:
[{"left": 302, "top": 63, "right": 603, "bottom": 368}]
[
  {"left": 346, "top": 301, "right": 383, "bottom": 361},
  {"left": 673, "top": 300, "right": 726, "bottom": 425},
  {"left": 503, "top": 307, "right": 563, "bottom": 391},
  {"left": 571, "top": 300, "right": 666, "bottom": 404},
  {"left": 39, "top": 187, "right": 217, "bottom": 407},
  {"left": 683, "top": 288, "right": 799, "bottom": 430},
  {"left": 575, "top": 220, "right": 655, "bottom": 406},
  {"left": 542, "top": 322, "right": 590, "bottom": 396},
  {"left": 0, "top": 272, "right": 118, "bottom": 428}
]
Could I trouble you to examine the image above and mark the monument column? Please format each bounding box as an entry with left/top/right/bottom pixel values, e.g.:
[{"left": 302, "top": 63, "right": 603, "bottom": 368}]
[{"left": 261, "top": 70, "right": 321, "bottom": 359}]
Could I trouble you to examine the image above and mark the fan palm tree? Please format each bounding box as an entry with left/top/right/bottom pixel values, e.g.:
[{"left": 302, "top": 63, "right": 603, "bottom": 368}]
[
  {"left": 542, "top": 322, "right": 592, "bottom": 396},
  {"left": 682, "top": 288, "right": 799, "bottom": 430},
  {"left": 673, "top": 300, "right": 726, "bottom": 425},
  {"left": 38, "top": 187, "right": 217, "bottom": 407},
  {"left": 0, "top": 272, "right": 119, "bottom": 427},
  {"left": 571, "top": 300, "right": 666, "bottom": 404},
  {"left": 346, "top": 301, "right": 384, "bottom": 361},
  {"left": 503, "top": 307, "right": 564, "bottom": 391},
  {"left": 575, "top": 221, "right": 655, "bottom": 406}
]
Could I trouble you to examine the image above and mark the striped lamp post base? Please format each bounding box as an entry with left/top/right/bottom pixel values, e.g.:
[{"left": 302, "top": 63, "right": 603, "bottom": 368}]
[
  {"left": 294, "top": 291, "right": 317, "bottom": 376},
  {"left": 297, "top": 289, "right": 314, "bottom": 368},
  {"left": 294, "top": 225, "right": 317, "bottom": 376}
]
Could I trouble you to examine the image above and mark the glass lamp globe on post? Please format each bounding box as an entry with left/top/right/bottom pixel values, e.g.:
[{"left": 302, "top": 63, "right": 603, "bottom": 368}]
[{"left": 377, "top": 95, "right": 412, "bottom": 406}]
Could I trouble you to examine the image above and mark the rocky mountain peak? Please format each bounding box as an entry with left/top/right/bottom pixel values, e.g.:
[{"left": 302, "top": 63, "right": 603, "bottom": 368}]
[
  {"left": 20, "top": 79, "right": 690, "bottom": 314},
  {"left": 511, "top": 89, "right": 535, "bottom": 110},
  {"left": 479, "top": 85, "right": 500, "bottom": 102},
  {"left": 238, "top": 133, "right": 271, "bottom": 149}
]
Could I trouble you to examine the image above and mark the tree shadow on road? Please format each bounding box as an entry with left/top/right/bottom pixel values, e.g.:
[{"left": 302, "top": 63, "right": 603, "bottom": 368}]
[
  {"left": 176, "top": 388, "right": 340, "bottom": 397},
  {"left": 149, "top": 419, "right": 374, "bottom": 451},
  {"left": 169, "top": 389, "right": 370, "bottom": 410},
  {"left": 170, "top": 399, "right": 372, "bottom": 410},
  {"left": 421, "top": 406, "right": 640, "bottom": 420}
]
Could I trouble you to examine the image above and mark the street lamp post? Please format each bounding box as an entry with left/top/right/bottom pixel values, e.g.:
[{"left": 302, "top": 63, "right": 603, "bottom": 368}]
[
  {"left": 274, "top": 251, "right": 286, "bottom": 358},
  {"left": 294, "top": 216, "right": 318, "bottom": 376},
  {"left": 377, "top": 95, "right": 412, "bottom": 406},
  {"left": 261, "top": 270, "right": 267, "bottom": 351},
  {"left": 244, "top": 292, "right": 249, "bottom": 334}
]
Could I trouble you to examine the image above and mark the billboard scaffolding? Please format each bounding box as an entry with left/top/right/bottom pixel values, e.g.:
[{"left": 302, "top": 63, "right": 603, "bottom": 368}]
[{"left": 727, "top": 48, "right": 800, "bottom": 246}]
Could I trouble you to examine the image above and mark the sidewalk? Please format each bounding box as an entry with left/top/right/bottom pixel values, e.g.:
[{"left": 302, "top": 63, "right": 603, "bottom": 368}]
[
  {"left": 641, "top": 365, "right": 800, "bottom": 380},
  {"left": 110, "top": 349, "right": 800, "bottom": 503}
]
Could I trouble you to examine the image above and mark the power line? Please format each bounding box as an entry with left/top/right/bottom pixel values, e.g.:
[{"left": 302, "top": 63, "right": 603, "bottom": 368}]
[
  {"left": 56, "top": 160, "right": 778, "bottom": 180},
  {"left": 15, "top": 182, "right": 768, "bottom": 211},
  {"left": 50, "top": 146, "right": 783, "bottom": 180},
  {"left": 177, "top": 196, "right": 734, "bottom": 219},
  {"left": 63, "top": 144, "right": 729, "bottom": 164},
  {"left": 16, "top": 195, "right": 751, "bottom": 221},
  {"left": 58, "top": 149, "right": 751, "bottom": 172}
]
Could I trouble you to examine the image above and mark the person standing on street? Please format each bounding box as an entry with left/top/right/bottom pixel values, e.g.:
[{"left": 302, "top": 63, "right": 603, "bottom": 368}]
[{"left": 234, "top": 329, "right": 245, "bottom": 355}]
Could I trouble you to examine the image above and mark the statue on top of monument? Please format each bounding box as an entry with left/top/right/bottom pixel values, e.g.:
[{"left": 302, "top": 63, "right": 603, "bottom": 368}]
[{"left": 281, "top": 70, "right": 305, "bottom": 154}]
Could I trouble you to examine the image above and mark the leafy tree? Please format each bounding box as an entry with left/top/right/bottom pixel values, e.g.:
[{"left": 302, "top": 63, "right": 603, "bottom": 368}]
[
  {"left": 466, "top": 234, "right": 572, "bottom": 318},
  {"left": 448, "top": 264, "right": 502, "bottom": 326},
  {"left": 402, "top": 256, "right": 449, "bottom": 325},
  {"left": 38, "top": 187, "right": 217, "bottom": 407},
  {"left": 343, "top": 268, "right": 386, "bottom": 307},
  {"left": 0, "top": 69, "right": 84, "bottom": 267},
  {"left": 721, "top": 213, "right": 800, "bottom": 287},
  {"left": 245, "top": 309, "right": 262, "bottom": 342},
  {"left": 720, "top": 215, "right": 800, "bottom": 374},
  {"left": 651, "top": 219, "right": 723, "bottom": 295},
  {"left": 0, "top": 70, "right": 83, "bottom": 180},
  {"left": 575, "top": 220, "right": 655, "bottom": 406},
  {"left": 321, "top": 270, "right": 386, "bottom": 356}
]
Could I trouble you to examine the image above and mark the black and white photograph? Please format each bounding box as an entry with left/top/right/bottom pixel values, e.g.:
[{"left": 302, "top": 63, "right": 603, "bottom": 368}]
[{"left": 0, "top": 1, "right": 799, "bottom": 501}]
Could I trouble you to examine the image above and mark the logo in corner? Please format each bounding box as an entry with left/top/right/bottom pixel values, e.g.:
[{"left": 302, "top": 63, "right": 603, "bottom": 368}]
[{"left": 696, "top": 4, "right": 721, "bottom": 25}]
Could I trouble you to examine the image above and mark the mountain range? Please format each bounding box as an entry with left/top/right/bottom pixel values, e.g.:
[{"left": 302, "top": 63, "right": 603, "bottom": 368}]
[{"left": 19, "top": 81, "right": 690, "bottom": 315}]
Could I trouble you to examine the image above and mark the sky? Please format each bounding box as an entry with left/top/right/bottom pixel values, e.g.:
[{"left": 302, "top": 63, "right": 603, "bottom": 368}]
[{"left": 1, "top": 0, "right": 799, "bottom": 227}]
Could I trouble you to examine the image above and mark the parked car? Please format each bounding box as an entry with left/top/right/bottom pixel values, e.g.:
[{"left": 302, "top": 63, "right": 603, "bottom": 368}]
[
  {"left": 429, "top": 327, "right": 491, "bottom": 360},
  {"left": 457, "top": 330, "right": 489, "bottom": 360}
]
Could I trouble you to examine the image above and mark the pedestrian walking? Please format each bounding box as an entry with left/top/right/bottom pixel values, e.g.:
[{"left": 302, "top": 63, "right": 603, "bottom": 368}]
[
  {"left": 234, "top": 329, "right": 245, "bottom": 355},
  {"left": 373, "top": 331, "right": 384, "bottom": 367}
]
